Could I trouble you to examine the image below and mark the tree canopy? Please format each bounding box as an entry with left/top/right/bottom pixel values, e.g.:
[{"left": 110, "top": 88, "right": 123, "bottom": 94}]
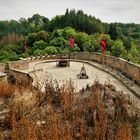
[{"left": 0, "top": 9, "right": 140, "bottom": 64}]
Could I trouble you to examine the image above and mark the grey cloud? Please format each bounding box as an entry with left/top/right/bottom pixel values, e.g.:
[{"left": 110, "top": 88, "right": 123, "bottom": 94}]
[{"left": 0, "top": 0, "right": 139, "bottom": 23}]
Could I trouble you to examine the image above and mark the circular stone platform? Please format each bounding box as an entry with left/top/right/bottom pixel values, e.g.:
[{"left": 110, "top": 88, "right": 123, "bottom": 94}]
[{"left": 27, "top": 61, "right": 134, "bottom": 95}]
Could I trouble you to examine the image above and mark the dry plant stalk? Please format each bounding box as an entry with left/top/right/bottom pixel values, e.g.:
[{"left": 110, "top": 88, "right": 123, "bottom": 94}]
[
  {"left": 3, "top": 79, "right": 139, "bottom": 140},
  {"left": 11, "top": 106, "right": 18, "bottom": 140},
  {"left": 29, "top": 67, "right": 46, "bottom": 90},
  {"left": 0, "top": 81, "right": 15, "bottom": 97},
  {"left": 0, "top": 132, "right": 3, "bottom": 140}
]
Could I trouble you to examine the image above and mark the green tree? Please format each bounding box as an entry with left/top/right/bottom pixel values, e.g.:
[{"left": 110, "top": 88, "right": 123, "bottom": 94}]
[
  {"left": 111, "top": 40, "right": 125, "bottom": 57},
  {"left": 27, "top": 30, "right": 48, "bottom": 47},
  {"left": 61, "top": 47, "right": 70, "bottom": 54},
  {"left": 83, "top": 41, "right": 95, "bottom": 52},
  {"left": 32, "top": 40, "right": 48, "bottom": 52},
  {"left": 108, "top": 23, "right": 123, "bottom": 40},
  {"left": 72, "top": 45, "right": 80, "bottom": 52},
  {"left": 127, "top": 42, "right": 140, "bottom": 63},
  {"left": 19, "top": 52, "right": 29, "bottom": 58},
  {"left": 28, "top": 14, "right": 49, "bottom": 31},
  {"left": 27, "top": 32, "right": 37, "bottom": 46},
  {"left": 123, "top": 36, "right": 132, "bottom": 50},
  {"left": 51, "top": 29, "right": 63, "bottom": 39},
  {"left": 42, "top": 46, "right": 57, "bottom": 54},
  {"left": 33, "top": 49, "right": 43, "bottom": 56},
  {"left": 36, "top": 30, "right": 49, "bottom": 42},
  {"left": 49, "top": 37, "right": 68, "bottom": 52},
  {"left": 1, "top": 44, "right": 23, "bottom": 55},
  {"left": 0, "top": 50, "right": 19, "bottom": 62},
  {"left": 62, "top": 27, "right": 76, "bottom": 39},
  {"left": 75, "top": 32, "right": 89, "bottom": 51},
  {"left": 48, "top": 9, "right": 106, "bottom": 34},
  {"left": 61, "top": 44, "right": 80, "bottom": 54}
]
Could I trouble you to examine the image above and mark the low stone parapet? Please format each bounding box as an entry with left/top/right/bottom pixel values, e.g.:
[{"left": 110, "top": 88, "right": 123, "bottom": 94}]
[
  {"left": 8, "top": 60, "right": 29, "bottom": 70},
  {"left": 71, "top": 52, "right": 140, "bottom": 85},
  {"left": 0, "top": 63, "right": 5, "bottom": 72},
  {"left": 9, "top": 69, "right": 33, "bottom": 86},
  {"left": 7, "top": 52, "right": 140, "bottom": 86}
]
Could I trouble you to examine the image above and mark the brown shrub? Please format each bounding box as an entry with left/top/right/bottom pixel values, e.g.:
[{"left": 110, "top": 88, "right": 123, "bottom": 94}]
[
  {"left": 0, "top": 81, "right": 15, "bottom": 97},
  {"left": 1, "top": 80, "right": 139, "bottom": 140}
]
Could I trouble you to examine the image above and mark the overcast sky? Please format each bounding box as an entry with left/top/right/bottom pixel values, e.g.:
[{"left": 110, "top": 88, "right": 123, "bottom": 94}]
[{"left": 0, "top": 0, "right": 140, "bottom": 23}]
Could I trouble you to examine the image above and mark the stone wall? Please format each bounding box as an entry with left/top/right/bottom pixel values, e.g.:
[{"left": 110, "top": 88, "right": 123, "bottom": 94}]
[
  {"left": 72, "top": 52, "right": 140, "bottom": 85},
  {"left": 8, "top": 52, "right": 140, "bottom": 85},
  {"left": 0, "top": 63, "right": 5, "bottom": 72},
  {"left": 0, "top": 74, "right": 7, "bottom": 82},
  {"left": 8, "top": 60, "right": 29, "bottom": 70},
  {"left": 9, "top": 69, "right": 33, "bottom": 86},
  {"left": 0, "top": 64, "right": 7, "bottom": 82}
]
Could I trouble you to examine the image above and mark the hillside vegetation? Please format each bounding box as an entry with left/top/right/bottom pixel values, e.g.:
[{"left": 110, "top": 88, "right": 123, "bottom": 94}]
[{"left": 0, "top": 9, "right": 140, "bottom": 64}]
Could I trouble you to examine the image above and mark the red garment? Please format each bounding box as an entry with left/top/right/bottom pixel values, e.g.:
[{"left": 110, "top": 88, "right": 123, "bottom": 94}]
[
  {"left": 69, "top": 37, "right": 75, "bottom": 48},
  {"left": 24, "top": 38, "right": 27, "bottom": 50},
  {"left": 100, "top": 38, "right": 106, "bottom": 53}
]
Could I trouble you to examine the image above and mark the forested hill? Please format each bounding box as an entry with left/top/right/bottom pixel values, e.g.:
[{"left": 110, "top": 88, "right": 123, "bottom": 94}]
[
  {"left": 0, "top": 9, "right": 140, "bottom": 64},
  {"left": 47, "top": 9, "right": 106, "bottom": 34},
  {"left": 0, "top": 9, "right": 106, "bottom": 38}
]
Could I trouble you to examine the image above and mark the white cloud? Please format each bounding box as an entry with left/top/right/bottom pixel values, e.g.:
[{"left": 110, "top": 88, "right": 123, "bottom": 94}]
[{"left": 0, "top": 0, "right": 139, "bottom": 23}]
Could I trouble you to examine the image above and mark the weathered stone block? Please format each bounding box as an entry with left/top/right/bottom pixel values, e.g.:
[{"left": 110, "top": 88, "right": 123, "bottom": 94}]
[{"left": 8, "top": 60, "right": 29, "bottom": 70}]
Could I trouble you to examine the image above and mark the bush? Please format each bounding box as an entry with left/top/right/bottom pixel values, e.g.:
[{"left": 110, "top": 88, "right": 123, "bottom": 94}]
[
  {"left": 42, "top": 46, "right": 57, "bottom": 54},
  {"left": 33, "top": 49, "right": 43, "bottom": 56},
  {"left": 32, "top": 40, "right": 47, "bottom": 51},
  {"left": 127, "top": 42, "right": 140, "bottom": 63},
  {"left": 0, "top": 50, "right": 19, "bottom": 62},
  {"left": 19, "top": 52, "right": 29, "bottom": 58},
  {"left": 0, "top": 81, "right": 15, "bottom": 97},
  {"left": 49, "top": 37, "right": 68, "bottom": 50},
  {"left": 111, "top": 40, "right": 125, "bottom": 57}
]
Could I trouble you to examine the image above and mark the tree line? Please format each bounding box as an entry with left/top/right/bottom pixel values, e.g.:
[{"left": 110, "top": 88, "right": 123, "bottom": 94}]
[{"left": 0, "top": 9, "right": 140, "bottom": 64}]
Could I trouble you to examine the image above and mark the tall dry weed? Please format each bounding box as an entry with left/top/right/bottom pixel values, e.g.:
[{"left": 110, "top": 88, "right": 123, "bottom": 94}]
[
  {"left": 4, "top": 79, "right": 139, "bottom": 140},
  {"left": 0, "top": 81, "right": 15, "bottom": 97}
]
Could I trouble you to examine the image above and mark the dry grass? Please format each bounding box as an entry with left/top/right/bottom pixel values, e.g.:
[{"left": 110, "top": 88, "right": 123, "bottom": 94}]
[
  {"left": 0, "top": 79, "right": 140, "bottom": 140},
  {"left": 0, "top": 81, "right": 15, "bottom": 97}
]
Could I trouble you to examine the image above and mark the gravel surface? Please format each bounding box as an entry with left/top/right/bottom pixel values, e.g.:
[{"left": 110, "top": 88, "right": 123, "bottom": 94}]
[{"left": 27, "top": 62, "right": 132, "bottom": 93}]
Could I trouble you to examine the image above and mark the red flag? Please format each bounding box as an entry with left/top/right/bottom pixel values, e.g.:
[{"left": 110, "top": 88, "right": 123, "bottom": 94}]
[
  {"left": 69, "top": 37, "right": 75, "bottom": 48},
  {"left": 24, "top": 38, "right": 27, "bottom": 50},
  {"left": 100, "top": 38, "right": 106, "bottom": 53}
]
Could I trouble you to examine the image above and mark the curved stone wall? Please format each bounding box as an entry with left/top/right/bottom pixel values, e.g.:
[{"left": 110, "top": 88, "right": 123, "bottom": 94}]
[
  {"left": 8, "top": 60, "right": 29, "bottom": 70},
  {"left": 9, "top": 69, "right": 33, "bottom": 86},
  {"left": 0, "top": 63, "right": 5, "bottom": 72},
  {"left": 72, "top": 52, "right": 140, "bottom": 85},
  {"left": 7, "top": 52, "right": 140, "bottom": 86}
]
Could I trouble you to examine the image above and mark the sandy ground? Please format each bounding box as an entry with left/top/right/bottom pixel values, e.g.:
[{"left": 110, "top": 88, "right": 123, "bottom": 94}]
[{"left": 25, "top": 61, "right": 134, "bottom": 94}]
